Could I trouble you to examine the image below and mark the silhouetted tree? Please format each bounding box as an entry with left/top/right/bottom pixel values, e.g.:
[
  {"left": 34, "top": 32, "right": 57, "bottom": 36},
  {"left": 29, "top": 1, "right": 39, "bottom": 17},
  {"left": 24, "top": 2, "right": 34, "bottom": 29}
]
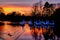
[
  {"left": 53, "top": 8, "right": 60, "bottom": 37},
  {"left": 6, "top": 11, "right": 21, "bottom": 22},
  {"left": 31, "top": 3, "right": 40, "bottom": 17},
  {"left": 44, "top": 2, "right": 50, "bottom": 8},
  {"left": 42, "top": 2, "right": 54, "bottom": 18},
  {"left": 0, "top": 7, "right": 5, "bottom": 21}
]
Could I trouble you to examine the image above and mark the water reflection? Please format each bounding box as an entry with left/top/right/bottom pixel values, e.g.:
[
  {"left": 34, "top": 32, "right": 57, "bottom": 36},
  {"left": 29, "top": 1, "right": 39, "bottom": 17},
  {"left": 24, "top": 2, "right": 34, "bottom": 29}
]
[
  {"left": 28, "top": 20, "right": 34, "bottom": 29},
  {"left": 0, "top": 20, "right": 55, "bottom": 40},
  {"left": 8, "top": 22, "right": 20, "bottom": 26},
  {"left": 0, "top": 21, "right": 4, "bottom": 26},
  {"left": 20, "top": 20, "right": 25, "bottom": 27}
]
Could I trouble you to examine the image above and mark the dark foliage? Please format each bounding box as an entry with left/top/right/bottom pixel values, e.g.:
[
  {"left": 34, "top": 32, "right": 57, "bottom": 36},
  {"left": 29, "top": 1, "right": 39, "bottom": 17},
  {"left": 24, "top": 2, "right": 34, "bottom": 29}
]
[
  {"left": 44, "top": 2, "right": 50, "bottom": 8},
  {"left": 52, "top": 8, "right": 60, "bottom": 37},
  {"left": 0, "top": 12, "right": 5, "bottom": 21}
]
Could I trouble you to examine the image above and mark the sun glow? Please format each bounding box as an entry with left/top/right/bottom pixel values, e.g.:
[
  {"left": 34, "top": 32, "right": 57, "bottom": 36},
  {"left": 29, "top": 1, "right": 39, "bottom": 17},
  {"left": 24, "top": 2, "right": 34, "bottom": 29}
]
[{"left": 2, "top": 6, "right": 32, "bottom": 15}]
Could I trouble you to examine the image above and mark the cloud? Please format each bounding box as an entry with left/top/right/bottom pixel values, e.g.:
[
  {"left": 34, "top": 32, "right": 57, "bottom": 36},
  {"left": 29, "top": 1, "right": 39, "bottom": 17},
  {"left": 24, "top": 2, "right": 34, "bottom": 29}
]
[
  {"left": 0, "top": 0, "right": 60, "bottom": 6},
  {"left": 0, "top": 0, "right": 39, "bottom": 3},
  {"left": 0, "top": 0, "right": 40, "bottom": 6}
]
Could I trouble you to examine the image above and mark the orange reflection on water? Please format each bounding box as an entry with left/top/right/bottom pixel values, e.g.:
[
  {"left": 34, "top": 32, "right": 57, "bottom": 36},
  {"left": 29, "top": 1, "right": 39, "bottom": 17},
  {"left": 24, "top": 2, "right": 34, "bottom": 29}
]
[
  {"left": 0, "top": 21, "right": 48, "bottom": 36},
  {"left": 24, "top": 24, "right": 30, "bottom": 32},
  {"left": 0, "top": 26, "right": 3, "bottom": 31}
]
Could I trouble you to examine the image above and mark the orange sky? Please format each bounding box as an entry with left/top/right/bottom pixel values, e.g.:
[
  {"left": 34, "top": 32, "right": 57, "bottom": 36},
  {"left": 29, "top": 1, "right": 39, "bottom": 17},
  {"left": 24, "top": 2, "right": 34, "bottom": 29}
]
[{"left": 1, "top": 5, "right": 32, "bottom": 15}]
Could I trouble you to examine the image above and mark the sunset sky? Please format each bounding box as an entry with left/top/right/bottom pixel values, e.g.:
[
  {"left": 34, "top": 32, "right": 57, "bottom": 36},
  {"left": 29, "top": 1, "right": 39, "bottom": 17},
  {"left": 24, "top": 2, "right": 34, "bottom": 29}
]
[
  {"left": 0, "top": 0, "right": 60, "bottom": 15},
  {"left": 0, "top": 0, "right": 60, "bottom": 6}
]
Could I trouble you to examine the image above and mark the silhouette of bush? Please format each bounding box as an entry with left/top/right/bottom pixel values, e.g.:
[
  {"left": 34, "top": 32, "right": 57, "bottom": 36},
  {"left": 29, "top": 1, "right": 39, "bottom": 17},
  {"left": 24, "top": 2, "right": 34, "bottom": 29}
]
[
  {"left": 0, "top": 12, "right": 5, "bottom": 21},
  {"left": 53, "top": 8, "right": 60, "bottom": 37},
  {"left": 6, "top": 11, "right": 21, "bottom": 22}
]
